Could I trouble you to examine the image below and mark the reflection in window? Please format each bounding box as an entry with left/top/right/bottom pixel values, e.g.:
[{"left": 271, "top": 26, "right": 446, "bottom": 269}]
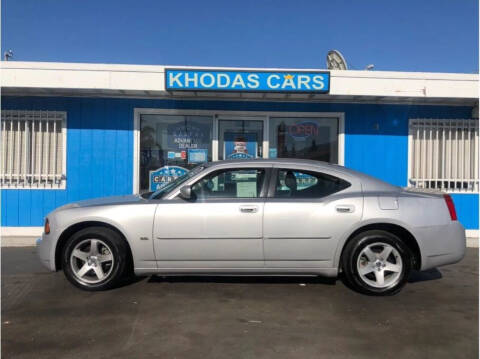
[
  {"left": 269, "top": 117, "right": 338, "bottom": 163},
  {"left": 275, "top": 169, "right": 350, "bottom": 198},
  {"left": 140, "top": 114, "right": 213, "bottom": 192},
  {"left": 192, "top": 169, "right": 265, "bottom": 199}
]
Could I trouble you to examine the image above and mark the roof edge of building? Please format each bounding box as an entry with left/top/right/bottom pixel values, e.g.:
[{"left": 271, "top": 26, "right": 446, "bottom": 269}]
[{"left": 1, "top": 60, "right": 478, "bottom": 80}]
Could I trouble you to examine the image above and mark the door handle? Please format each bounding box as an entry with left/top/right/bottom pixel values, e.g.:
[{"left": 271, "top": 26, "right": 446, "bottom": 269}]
[
  {"left": 239, "top": 205, "right": 258, "bottom": 213},
  {"left": 335, "top": 205, "right": 354, "bottom": 213}
]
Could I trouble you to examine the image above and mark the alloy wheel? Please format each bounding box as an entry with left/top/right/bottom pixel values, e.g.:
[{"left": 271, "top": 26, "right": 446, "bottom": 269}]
[
  {"left": 70, "top": 238, "right": 114, "bottom": 284},
  {"left": 356, "top": 242, "right": 403, "bottom": 289}
]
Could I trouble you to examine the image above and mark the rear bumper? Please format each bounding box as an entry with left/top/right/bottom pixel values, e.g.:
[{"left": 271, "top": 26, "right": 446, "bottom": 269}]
[
  {"left": 417, "top": 221, "right": 466, "bottom": 271},
  {"left": 36, "top": 234, "right": 56, "bottom": 271}
]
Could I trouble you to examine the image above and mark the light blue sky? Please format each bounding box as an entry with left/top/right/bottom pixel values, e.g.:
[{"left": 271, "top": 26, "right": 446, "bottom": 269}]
[{"left": 2, "top": 0, "right": 478, "bottom": 73}]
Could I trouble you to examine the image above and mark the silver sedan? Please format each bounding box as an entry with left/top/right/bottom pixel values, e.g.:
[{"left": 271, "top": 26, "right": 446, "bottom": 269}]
[{"left": 36, "top": 159, "right": 466, "bottom": 295}]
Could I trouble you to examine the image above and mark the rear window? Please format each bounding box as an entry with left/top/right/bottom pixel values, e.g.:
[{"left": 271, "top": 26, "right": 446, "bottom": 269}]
[{"left": 275, "top": 169, "right": 350, "bottom": 198}]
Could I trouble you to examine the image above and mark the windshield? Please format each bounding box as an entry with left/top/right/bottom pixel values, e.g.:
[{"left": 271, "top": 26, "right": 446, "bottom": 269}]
[{"left": 149, "top": 165, "right": 206, "bottom": 199}]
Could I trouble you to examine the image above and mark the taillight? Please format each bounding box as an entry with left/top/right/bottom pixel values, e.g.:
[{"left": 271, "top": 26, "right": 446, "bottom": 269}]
[
  {"left": 443, "top": 194, "right": 457, "bottom": 221},
  {"left": 44, "top": 218, "right": 50, "bottom": 234}
]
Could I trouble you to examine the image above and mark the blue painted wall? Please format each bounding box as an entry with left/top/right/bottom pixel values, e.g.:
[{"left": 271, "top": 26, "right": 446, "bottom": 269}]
[{"left": 2, "top": 96, "right": 477, "bottom": 229}]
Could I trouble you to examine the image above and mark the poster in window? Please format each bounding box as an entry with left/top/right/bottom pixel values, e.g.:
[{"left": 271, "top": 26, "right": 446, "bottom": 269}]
[{"left": 224, "top": 132, "right": 257, "bottom": 159}]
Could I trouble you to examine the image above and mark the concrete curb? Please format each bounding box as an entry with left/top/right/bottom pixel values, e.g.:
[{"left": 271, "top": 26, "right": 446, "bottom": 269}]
[
  {"left": 2, "top": 237, "right": 39, "bottom": 247},
  {"left": 2, "top": 235, "right": 479, "bottom": 248},
  {"left": 466, "top": 237, "right": 479, "bottom": 248}
]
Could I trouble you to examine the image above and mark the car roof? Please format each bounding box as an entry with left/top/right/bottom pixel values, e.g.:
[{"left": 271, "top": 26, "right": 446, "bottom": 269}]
[
  {"left": 208, "top": 158, "right": 347, "bottom": 172},
  {"left": 208, "top": 158, "right": 330, "bottom": 166}
]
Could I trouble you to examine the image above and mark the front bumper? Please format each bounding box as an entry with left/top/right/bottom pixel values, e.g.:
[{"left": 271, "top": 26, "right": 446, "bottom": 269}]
[{"left": 36, "top": 234, "right": 56, "bottom": 271}]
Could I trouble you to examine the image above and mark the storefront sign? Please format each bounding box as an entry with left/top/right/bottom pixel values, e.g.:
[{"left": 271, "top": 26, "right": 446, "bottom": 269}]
[
  {"left": 224, "top": 133, "right": 257, "bottom": 159},
  {"left": 165, "top": 69, "right": 330, "bottom": 93},
  {"left": 149, "top": 166, "right": 188, "bottom": 192}
]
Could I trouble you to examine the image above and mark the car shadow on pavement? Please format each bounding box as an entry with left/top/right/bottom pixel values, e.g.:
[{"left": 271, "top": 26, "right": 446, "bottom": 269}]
[
  {"left": 116, "top": 274, "right": 149, "bottom": 288},
  {"left": 145, "top": 269, "right": 442, "bottom": 286},
  {"left": 147, "top": 275, "right": 338, "bottom": 285},
  {"left": 408, "top": 268, "right": 443, "bottom": 283}
]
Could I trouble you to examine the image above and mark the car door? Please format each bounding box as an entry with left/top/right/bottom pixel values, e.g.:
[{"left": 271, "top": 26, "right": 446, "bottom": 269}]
[
  {"left": 263, "top": 166, "right": 363, "bottom": 269},
  {"left": 153, "top": 165, "right": 270, "bottom": 269}
]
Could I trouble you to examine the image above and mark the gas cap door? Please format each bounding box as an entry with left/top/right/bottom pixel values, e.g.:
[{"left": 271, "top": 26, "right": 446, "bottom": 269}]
[{"left": 378, "top": 196, "right": 399, "bottom": 210}]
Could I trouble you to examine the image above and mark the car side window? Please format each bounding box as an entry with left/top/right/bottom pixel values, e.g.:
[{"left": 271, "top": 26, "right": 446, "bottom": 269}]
[
  {"left": 274, "top": 169, "right": 350, "bottom": 198},
  {"left": 192, "top": 168, "right": 266, "bottom": 199}
]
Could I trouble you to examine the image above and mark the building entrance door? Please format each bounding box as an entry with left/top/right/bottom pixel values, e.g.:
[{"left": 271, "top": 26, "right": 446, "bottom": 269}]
[{"left": 216, "top": 117, "right": 267, "bottom": 161}]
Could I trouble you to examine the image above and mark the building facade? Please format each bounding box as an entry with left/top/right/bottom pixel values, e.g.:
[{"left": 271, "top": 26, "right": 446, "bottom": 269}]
[{"left": 1, "top": 62, "right": 478, "bottom": 235}]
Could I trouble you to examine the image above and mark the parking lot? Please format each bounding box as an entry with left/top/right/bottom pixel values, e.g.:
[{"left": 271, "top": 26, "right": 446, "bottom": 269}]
[{"left": 2, "top": 246, "right": 478, "bottom": 359}]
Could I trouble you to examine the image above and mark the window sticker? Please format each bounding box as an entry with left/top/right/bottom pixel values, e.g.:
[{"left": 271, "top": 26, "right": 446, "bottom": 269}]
[
  {"left": 149, "top": 166, "right": 188, "bottom": 192},
  {"left": 236, "top": 181, "right": 257, "bottom": 198},
  {"left": 167, "top": 121, "right": 211, "bottom": 150},
  {"left": 188, "top": 149, "right": 208, "bottom": 164}
]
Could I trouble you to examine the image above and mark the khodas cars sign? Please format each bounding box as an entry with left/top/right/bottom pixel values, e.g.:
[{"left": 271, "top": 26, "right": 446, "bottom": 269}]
[{"left": 165, "top": 69, "right": 330, "bottom": 93}]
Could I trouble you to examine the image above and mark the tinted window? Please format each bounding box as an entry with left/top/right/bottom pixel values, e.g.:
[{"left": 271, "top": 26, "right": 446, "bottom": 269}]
[
  {"left": 274, "top": 169, "right": 350, "bottom": 198},
  {"left": 192, "top": 169, "right": 266, "bottom": 199}
]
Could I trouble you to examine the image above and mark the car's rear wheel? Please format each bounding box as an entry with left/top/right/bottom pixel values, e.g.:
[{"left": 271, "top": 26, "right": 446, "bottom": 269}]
[
  {"left": 62, "top": 227, "right": 129, "bottom": 291},
  {"left": 342, "top": 230, "right": 411, "bottom": 295}
]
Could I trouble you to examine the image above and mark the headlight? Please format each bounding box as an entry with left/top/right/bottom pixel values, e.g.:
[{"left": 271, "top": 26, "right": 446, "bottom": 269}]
[{"left": 44, "top": 218, "right": 50, "bottom": 234}]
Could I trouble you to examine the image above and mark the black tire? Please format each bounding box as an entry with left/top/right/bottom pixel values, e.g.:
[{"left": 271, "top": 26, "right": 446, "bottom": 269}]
[
  {"left": 342, "top": 230, "right": 412, "bottom": 296},
  {"left": 62, "top": 226, "right": 129, "bottom": 291}
]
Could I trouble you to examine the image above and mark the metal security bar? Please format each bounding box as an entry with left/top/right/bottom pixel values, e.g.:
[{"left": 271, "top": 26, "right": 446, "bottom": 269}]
[
  {"left": 409, "top": 119, "right": 479, "bottom": 193},
  {"left": 1, "top": 110, "right": 66, "bottom": 189}
]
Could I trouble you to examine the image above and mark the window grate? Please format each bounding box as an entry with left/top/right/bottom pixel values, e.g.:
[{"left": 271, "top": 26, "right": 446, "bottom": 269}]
[
  {"left": 409, "top": 118, "right": 479, "bottom": 193},
  {"left": 1, "top": 110, "right": 66, "bottom": 189}
]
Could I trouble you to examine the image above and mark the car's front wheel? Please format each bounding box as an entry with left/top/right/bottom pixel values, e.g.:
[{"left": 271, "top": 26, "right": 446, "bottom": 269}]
[
  {"left": 62, "top": 227, "right": 129, "bottom": 291},
  {"left": 342, "top": 230, "right": 412, "bottom": 295}
]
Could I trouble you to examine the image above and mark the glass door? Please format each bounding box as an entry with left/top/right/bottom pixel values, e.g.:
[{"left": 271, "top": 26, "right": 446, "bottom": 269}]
[{"left": 217, "top": 117, "right": 265, "bottom": 160}]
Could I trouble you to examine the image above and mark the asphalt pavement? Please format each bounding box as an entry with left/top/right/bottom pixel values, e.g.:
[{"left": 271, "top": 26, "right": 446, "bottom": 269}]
[{"left": 2, "top": 247, "right": 478, "bottom": 359}]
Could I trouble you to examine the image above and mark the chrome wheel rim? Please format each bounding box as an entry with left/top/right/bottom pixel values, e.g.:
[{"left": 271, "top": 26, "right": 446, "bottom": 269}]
[
  {"left": 70, "top": 239, "right": 114, "bottom": 284},
  {"left": 356, "top": 242, "right": 403, "bottom": 289}
]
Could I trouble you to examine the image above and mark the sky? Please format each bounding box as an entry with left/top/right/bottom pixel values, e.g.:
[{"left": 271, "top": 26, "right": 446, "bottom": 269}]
[{"left": 1, "top": 0, "right": 478, "bottom": 73}]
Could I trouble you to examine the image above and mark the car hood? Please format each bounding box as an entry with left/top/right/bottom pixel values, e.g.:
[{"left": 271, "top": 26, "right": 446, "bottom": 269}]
[{"left": 56, "top": 194, "right": 145, "bottom": 211}]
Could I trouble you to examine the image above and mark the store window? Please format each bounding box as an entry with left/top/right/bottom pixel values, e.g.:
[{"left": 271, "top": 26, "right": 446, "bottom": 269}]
[
  {"left": 1, "top": 110, "right": 66, "bottom": 189},
  {"left": 409, "top": 118, "right": 479, "bottom": 193},
  {"left": 140, "top": 114, "right": 213, "bottom": 192},
  {"left": 269, "top": 117, "right": 338, "bottom": 163}
]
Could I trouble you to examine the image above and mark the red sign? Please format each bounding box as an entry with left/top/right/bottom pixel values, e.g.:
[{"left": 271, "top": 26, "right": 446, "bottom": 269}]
[{"left": 287, "top": 122, "right": 319, "bottom": 139}]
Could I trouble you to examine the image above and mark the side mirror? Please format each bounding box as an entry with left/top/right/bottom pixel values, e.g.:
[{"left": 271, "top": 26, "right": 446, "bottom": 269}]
[{"left": 179, "top": 185, "right": 192, "bottom": 200}]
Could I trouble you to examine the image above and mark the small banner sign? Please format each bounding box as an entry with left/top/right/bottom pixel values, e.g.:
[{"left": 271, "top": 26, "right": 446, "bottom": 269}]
[{"left": 165, "top": 69, "right": 330, "bottom": 93}]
